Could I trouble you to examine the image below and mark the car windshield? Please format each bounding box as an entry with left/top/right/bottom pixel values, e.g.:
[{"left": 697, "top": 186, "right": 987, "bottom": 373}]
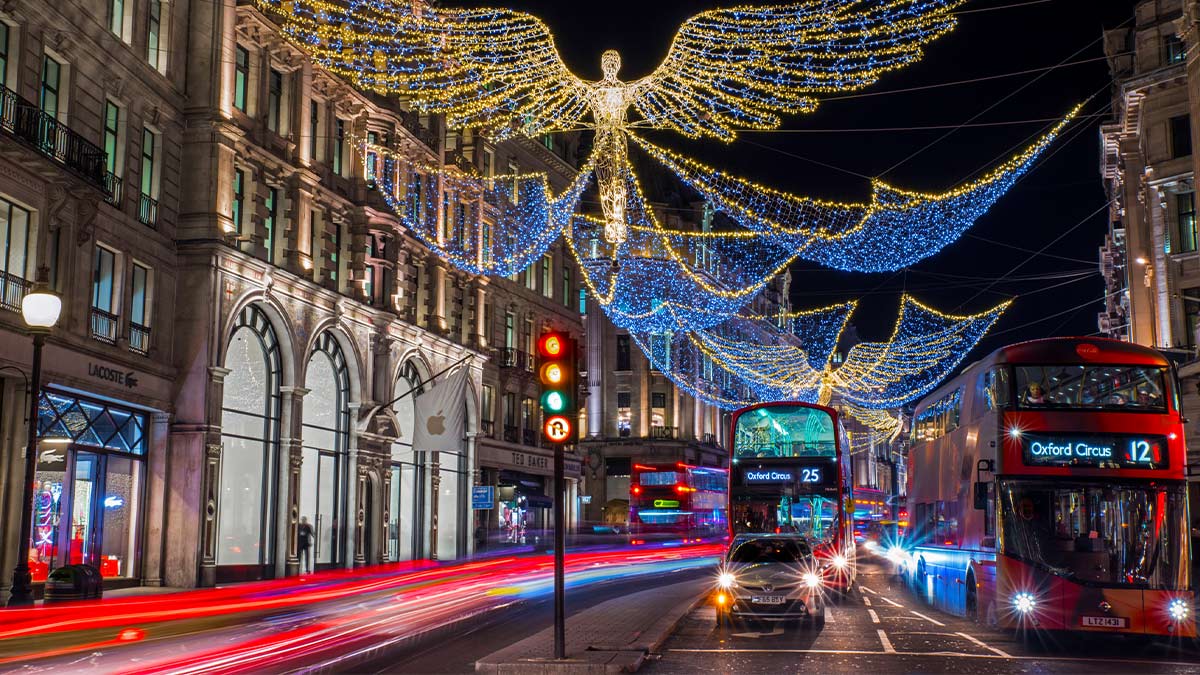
[
  {"left": 729, "top": 538, "right": 811, "bottom": 564},
  {"left": 1000, "top": 481, "right": 1190, "bottom": 590},
  {"left": 1014, "top": 365, "right": 1167, "bottom": 412},
  {"left": 731, "top": 496, "right": 837, "bottom": 544}
]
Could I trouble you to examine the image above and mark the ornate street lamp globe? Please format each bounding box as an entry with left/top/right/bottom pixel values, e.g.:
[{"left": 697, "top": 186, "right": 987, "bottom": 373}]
[{"left": 21, "top": 289, "right": 62, "bottom": 330}]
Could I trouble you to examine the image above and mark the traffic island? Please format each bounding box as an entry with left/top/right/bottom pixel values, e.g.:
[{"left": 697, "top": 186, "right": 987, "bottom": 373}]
[{"left": 475, "top": 578, "right": 708, "bottom": 674}]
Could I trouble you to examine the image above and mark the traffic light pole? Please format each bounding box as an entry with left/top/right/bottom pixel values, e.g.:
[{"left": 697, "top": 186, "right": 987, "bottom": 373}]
[{"left": 553, "top": 444, "right": 566, "bottom": 659}]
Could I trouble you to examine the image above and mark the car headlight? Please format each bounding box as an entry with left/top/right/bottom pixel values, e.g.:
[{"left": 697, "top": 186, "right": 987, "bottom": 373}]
[
  {"left": 803, "top": 572, "right": 822, "bottom": 589},
  {"left": 885, "top": 547, "right": 907, "bottom": 564},
  {"left": 1168, "top": 598, "right": 1189, "bottom": 622},
  {"left": 1013, "top": 592, "right": 1037, "bottom": 614},
  {"left": 717, "top": 572, "right": 736, "bottom": 589},
  {"left": 831, "top": 554, "right": 848, "bottom": 570}
]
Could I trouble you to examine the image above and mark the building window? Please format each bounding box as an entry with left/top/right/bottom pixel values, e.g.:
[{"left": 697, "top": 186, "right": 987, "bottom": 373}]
[
  {"left": 267, "top": 69, "right": 282, "bottom": 133},
  {"left": 103, "top": 101, "right": 122, "bottom": 178},
  {"left": 234, "top": 46, "right": 249, "bottom": 112},
  {"left": 1178, "top": 192, "right": 1197, "bottom": 254},
  {"left": 524, "top": 264, "right": 536, "bottom": 291},
  {"left": 617, "top": 391, "right": 631, "bottom": 437},
  {"left": 333, "top": 119, "right": 345, "bottom": 176},
  {"left": 309, "top": 100, "right": 320, "bottom": 160},
  {"left": 541, "top": 255, "right": 552, "bottom": 298},
  {"left": 524, "top": 317, "right": 534, "bottom": 355},
  {"left": 616, "top": 334, "right": 631, "bottom": 371},
  {"left": 331, "top": 219, "right": 342, "bottom": 283},
  {"left": 264, "top": 187, "right": 277, "bottom": 263},
  {"left": 0, "top": 197, "right": 32, "bottom": 311},
  {"left": 365, "top": 130, "right": 379, "bottom": 184},
  {"left": 130, "top": 262, "right": 151, "bottom": 354},
  {"left": 481, "top": 221, "right": 492, "bottom": 265},
  {"left": 561, "top": 266, "right": 571, "bottom": 307},
  {"left": 301, "top": 333, "right": 351, "bottom": 568},
  {"left": 1185, "top": 287, "right": 1200, "bottom": 350},
  {"left": 579, "top": 288, "right": 587, "bottom": 315},
  {"left": 109, "top": 0, "right": 126, "bottom": 39},
  {"left": 505, "top": 311, "right": 515, "bottom": 349},
  {"left": 40, "top": 55, "right": 62, "bottom": 118},
  {"left": 146, "top": 1, "right": 162, "bottom": 69},
  {"left": 0, "top": 24, "right": 11, "bottom": 90},
  {"left": 91, "top": 246, "right": 118, "bottom": 343},
  {"left": 140, "top": 127, "right": 157, "bottom": 197},
  {"left": 1171, "top": 115, "right": 1192, "bottom": 159},
  {"left": 482, "top": 385, "right": 495, "bottom": 425},
  {"left": 232, "top": 168, "right": 245, "bottom": 234},
  {"left": 1165, "top": 34, "right": 1186, "bottom": 65}
]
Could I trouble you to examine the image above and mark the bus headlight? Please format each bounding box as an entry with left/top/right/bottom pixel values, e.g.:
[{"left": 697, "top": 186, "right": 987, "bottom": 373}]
[
  {"left": 831, "top": 554, "right": 848, "bottom": 570},
  {"left": 1168, "top": 598, "right": 1189, "bottom": 622},
  {"left": 885, "top": 547, "right": 907, "bottom": 564},
  {"left": 1013, "top": 592, "right": 1037, "bottom": 614},
  {"left": 803, "top": 572, "right": 823, "bottom": 589},
  {"left": 717, "top": 572, "right": 736, "bottom": 589}
]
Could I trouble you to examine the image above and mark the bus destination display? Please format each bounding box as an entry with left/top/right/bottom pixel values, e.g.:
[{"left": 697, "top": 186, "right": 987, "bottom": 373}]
[
  {"left": 741, "top": 464, "right": 829, "bottom": 486},
  {"left": 1021, "top": 433, "right": 1168, "bottom": 469}
]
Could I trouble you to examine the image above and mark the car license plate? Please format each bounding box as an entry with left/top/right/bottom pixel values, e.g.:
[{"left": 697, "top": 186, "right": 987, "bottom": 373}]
[
  {"left": 1081, "top": 616, "right": 1128, "bottom": 628},
  {"left": 751, "top": 595, "right": 785, "bottom": 605}
]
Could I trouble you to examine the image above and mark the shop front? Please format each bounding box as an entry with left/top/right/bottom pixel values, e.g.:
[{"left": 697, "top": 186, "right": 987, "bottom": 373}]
[
  {"left": 475, "top": 444, "right": 580, "bottom": 553},
  {"left": 28, "top": 389, "right": 149, "bottom": 587}
]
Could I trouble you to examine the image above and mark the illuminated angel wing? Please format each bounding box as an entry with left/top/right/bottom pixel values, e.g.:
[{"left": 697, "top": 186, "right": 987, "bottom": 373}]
[
  {"left": 257, "top": 0, "right": 590, "bottom": 139},
  {"left": 633, "top": 0, "right": 964, "bottom": 139}
]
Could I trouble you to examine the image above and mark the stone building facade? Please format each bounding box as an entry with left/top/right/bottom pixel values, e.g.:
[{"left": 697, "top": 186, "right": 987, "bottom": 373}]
[{"left": 1099, "top": 0, "right": 1200, "bottom": 509}]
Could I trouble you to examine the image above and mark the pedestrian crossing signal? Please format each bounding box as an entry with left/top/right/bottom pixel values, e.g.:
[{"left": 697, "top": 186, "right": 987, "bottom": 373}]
[{"left": 538, "top": 332, "right": 576, "bottom": 445}]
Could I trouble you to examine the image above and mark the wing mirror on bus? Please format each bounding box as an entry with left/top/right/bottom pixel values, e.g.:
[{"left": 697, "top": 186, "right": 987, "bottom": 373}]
[{"left": 973, "top": 482, "right": 988, "bottom": 511}]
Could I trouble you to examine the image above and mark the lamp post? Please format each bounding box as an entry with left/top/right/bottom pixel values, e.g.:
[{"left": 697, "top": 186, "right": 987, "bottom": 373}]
[{"left": 7, "top": 281, "right": 62, "bottom": 607}]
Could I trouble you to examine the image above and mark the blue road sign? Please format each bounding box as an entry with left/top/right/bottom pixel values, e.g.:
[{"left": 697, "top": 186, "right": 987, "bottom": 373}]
[{"left": 472, "top": 485, "right": 495, "bottom": 510}]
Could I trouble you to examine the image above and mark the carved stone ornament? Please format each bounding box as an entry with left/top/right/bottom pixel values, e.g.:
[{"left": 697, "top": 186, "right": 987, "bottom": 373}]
[{"left": 74, "top": 194, "right": 99, "bottom": 246}]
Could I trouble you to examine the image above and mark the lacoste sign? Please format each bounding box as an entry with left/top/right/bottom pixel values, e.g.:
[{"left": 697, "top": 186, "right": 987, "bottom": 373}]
[{"left": 88, "top": 362, "right": 139, "bottom": 389}]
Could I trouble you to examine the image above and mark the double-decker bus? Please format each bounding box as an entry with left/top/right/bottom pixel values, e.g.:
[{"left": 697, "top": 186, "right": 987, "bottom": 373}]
[
  {"left": 729, "top": 402, "right": 856, "bottom": 590},
  {"left": 902, "top": 337, "right": 1193, "bottom": 637},
  {"left": 629, "top": 462, "right": 728, "bottom": 540}
]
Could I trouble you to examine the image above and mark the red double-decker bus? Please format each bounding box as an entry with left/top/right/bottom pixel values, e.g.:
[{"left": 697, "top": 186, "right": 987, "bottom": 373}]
[
  {"left": 728, "top": 402, "right": 856, "bottom": 591},
  {"left": 629, "top": 462, "right": 728, "bottom": 540},
  {"left": 902, "top": 337, "right": 1193, "bottom": 637}
]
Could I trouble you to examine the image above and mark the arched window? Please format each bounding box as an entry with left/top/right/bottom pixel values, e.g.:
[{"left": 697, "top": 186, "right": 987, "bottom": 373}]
[
  {"left": 301, "top": 332, "right": 349, "bottom": 569},
  {"left": 218, "top": 305, "right": 281, "bottom": 570},
  {"left": 388, "top": 359, "right": 425, "bottom": 562}
]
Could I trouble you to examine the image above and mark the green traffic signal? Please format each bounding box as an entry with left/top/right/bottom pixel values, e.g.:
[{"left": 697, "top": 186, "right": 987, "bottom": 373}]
[{"left": 542, "top": 390, "right": 567, "bottom": 413}]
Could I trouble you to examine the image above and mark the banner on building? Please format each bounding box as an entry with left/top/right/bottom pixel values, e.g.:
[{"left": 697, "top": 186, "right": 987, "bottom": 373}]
[{"left": 412, "top": 366, "right": 469, "bottom": 452}]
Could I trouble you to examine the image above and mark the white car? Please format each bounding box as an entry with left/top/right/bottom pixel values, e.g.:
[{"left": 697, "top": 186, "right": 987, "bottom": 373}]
[{"left": 714, "top": 534, "right": 827, "bottom": 629}]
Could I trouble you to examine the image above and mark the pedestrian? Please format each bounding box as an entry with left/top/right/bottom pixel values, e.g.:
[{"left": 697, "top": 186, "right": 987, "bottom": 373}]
[{"left": 298, "top": 516, "right": 314, "bottom": 574}]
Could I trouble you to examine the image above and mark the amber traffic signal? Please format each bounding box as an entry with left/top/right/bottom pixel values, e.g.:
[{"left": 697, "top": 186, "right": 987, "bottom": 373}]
[{"left": 538, "top": 332, "right": 576, "bottom": 445}]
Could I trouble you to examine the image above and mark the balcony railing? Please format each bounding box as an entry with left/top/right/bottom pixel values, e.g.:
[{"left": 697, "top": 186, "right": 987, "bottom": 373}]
[
  {"left": 522, "top": 428, "right": 536, "bottom": 447},
  {"left": 399, "top": 109, "right": 438, "bottom": 151},
  {"left": 90, "top": 308, "right": 119, "bottom": 344},
  {"left": 130, "top": 322, "right": 151, "bottom": 355},
  {"left": 0, "top": 270, "right": 29, "bottom": 313},
  {"left": 104, "top": 172, "right": 123, "bottom": 208},
  {"left": 493, "top": 348, "right": 534, "bottom": 372},
  {"left": 0, "top": 86, "right": 107, "bottom": 192},
  {"left": 481, "top": 419, "right": 494, "bottom": 437},
  {"left": 650, "top": 426, "right": 678, "bottom": 440},
  {"left": 503, "top": 424, "right": 519, "bottom": 444},
  {"left": 138, "top": 194, "right": 159, "bottom": 228}
]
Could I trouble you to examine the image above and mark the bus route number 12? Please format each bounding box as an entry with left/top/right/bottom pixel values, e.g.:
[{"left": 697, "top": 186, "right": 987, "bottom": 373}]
[{"left": 1127, "top": 440, "right": 1154, "bottom": 465}]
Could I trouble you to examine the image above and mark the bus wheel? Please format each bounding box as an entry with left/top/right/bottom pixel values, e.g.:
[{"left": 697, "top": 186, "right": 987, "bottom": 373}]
[
  {"left": 985, "top": 600, "right": 999, "bottom": 628},
  {"left": 965, "top": 573, "right": 978, "bottom": 621}
]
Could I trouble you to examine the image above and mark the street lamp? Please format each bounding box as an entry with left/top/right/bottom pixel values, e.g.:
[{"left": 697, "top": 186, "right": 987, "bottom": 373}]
[{"left": 8, "top": 281, "right": 62, "bottom": 607}]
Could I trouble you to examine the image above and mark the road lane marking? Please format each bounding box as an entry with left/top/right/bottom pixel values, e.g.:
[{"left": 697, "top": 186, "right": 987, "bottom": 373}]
[
  {"left": 867, "top": 609, "right": 880, "bottom": 624},
  {"left": 667, "top": 649, "right": 1200, "bottom": 667},
  {"left": 880, "top": 597, "right": 903, "bottom": 608},
  {"left": 860, "top": 585, "right": 878, "bottom": 595},
  {"left": 862, "top": 596, "right": 872, "bottom": 607},
  {"left": 876, "top": 629, "right": 895, "bottom": 653},
  {"left": 909, "top": 610, "right": 945, "bottom": 627},
  {"left": 955, "top": 631, "right": 1011, "bottom": 658}
]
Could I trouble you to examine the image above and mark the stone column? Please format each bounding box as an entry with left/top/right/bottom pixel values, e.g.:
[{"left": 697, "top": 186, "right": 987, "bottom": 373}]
[
  {"left": 586, "top": 297, "right": 603, "bottom": 438},
  {"left": 296, "top": 61, "right": 314, "bottom": 165},
  {"left": 346, "top": 402, "right": 364, "bottom": 567},
  {"left": 198, "top": 366, "right": 231, "bottom": 587},
  {"left": 353, "top": 460, "right": 369, "bottom": 566},
  {"left": 277, "top": 385, "right": 308, "bottom": 578},
  {"left": 474, "top": 279, "right": 489, "bottom": 348},
  {"left": 433, "top": 263, "right": 448, "bottom": 331},
  {"left": 141, "top": 411, "right": 172, "bottom": 586}
]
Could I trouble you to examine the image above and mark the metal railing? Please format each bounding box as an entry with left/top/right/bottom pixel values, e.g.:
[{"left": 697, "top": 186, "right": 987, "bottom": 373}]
[
  {"left": 90, "top": 308, "right": 119, "bottom": 344},
  {"left": 0, "top": 86, "right": 107, "bottom": 192},
  {"left": 493, "top": 348, "right": 534, "bottom": 372},
  {"left": 649, "top": 426, "right": 678, "bottom": 440},
  {"left": 399, "top": 109, "right": 438, "bottom": 151},
  {"left": 130, "top": 322, "right": 151, "bottom": 355},
  {"left": 481, "top": 419, "right": 495, "bottom": 437},
  {"left": 503, "top": 424, "right": 519, "bottom": 444},
  {"left": 138, "top": 194, "right": 158, "bottom": 228},
  {"left": 522, "top": 428, "right": 536, "bottom": 447},
  {"left": 104, "top": 172, "right": 123, "bottom": 208},
  {"left": 0, "top": 270, "right": 29, "bottom": 313}
]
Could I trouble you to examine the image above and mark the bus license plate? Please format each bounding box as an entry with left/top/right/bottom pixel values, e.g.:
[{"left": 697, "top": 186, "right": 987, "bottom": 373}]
[
  {"left": 1081, "top": 616, "right": 1128, "bottom": 628},
  {"left": 751, "top": 595, "right": 785, "bottom": 605}
]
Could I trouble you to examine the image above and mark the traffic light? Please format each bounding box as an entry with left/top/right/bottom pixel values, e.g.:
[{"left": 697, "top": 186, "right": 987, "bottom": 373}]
[{"left": 538, "top": 331, "right": 576, "bottom": 445}]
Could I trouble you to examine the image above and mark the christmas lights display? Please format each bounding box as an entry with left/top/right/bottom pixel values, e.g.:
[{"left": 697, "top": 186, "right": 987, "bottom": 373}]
[{"left": 631, "top": 295, "right": 1008, "bottom": 411}]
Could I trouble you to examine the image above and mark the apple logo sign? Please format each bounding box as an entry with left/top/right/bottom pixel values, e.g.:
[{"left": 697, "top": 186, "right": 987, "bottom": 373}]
[{"left": 427, "top": 410, "right": 446, "bottom": 436}]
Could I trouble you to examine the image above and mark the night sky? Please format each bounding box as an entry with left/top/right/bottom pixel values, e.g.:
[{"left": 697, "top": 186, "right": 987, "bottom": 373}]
[{"left": 455, "top": 0, "right": 1135, "bottom": 361}]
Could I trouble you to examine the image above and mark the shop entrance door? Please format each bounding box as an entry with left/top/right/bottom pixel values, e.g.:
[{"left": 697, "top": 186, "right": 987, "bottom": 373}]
[
  {"left": 66, "top": 451, "right": 102, "bottom": 568},
  {"left": 313, "top": 453, "right": 341, "bottom": 569}
]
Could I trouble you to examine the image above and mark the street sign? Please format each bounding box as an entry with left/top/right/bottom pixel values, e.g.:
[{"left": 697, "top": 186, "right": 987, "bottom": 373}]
[{"left": 471, "top": 485, "right": 495, "bottom": 510}]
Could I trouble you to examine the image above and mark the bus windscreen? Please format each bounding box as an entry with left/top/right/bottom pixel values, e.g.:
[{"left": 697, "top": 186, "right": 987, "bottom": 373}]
[{"left": 734, "top": 406, "right": 836, "bottom": 459}]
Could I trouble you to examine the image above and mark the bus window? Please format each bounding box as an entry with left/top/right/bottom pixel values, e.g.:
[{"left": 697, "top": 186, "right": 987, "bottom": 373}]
[
  {"left": 733, "top": 406, "right": 835, "bottom": 459},
  {"left": 979, "top": 368, "right": 1010, "bottom": 413},
  {"left": 1015, "top": 365, "right": 1167, "bottom": 411}
]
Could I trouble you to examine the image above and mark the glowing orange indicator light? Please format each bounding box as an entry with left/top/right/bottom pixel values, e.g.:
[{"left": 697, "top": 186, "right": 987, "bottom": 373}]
[
  {"left": 544, "top": 415, "right": 572, "bottom": 443},
  {"left": 540, "top": 363, "right": 564, "bottom": 384}
]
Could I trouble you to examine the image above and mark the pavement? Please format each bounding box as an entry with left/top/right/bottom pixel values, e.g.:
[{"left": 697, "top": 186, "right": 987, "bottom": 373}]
[
  {"left": 641, "top": 555, "right": 1200, "bottom": 674},
  {"left": 474, "top": 578, "right": 708, "bottom": 674}
]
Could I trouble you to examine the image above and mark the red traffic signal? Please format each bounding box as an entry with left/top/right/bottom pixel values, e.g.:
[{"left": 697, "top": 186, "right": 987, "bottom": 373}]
[{"left": 538, "top": 332, "right": 566, "bottom": 359}]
